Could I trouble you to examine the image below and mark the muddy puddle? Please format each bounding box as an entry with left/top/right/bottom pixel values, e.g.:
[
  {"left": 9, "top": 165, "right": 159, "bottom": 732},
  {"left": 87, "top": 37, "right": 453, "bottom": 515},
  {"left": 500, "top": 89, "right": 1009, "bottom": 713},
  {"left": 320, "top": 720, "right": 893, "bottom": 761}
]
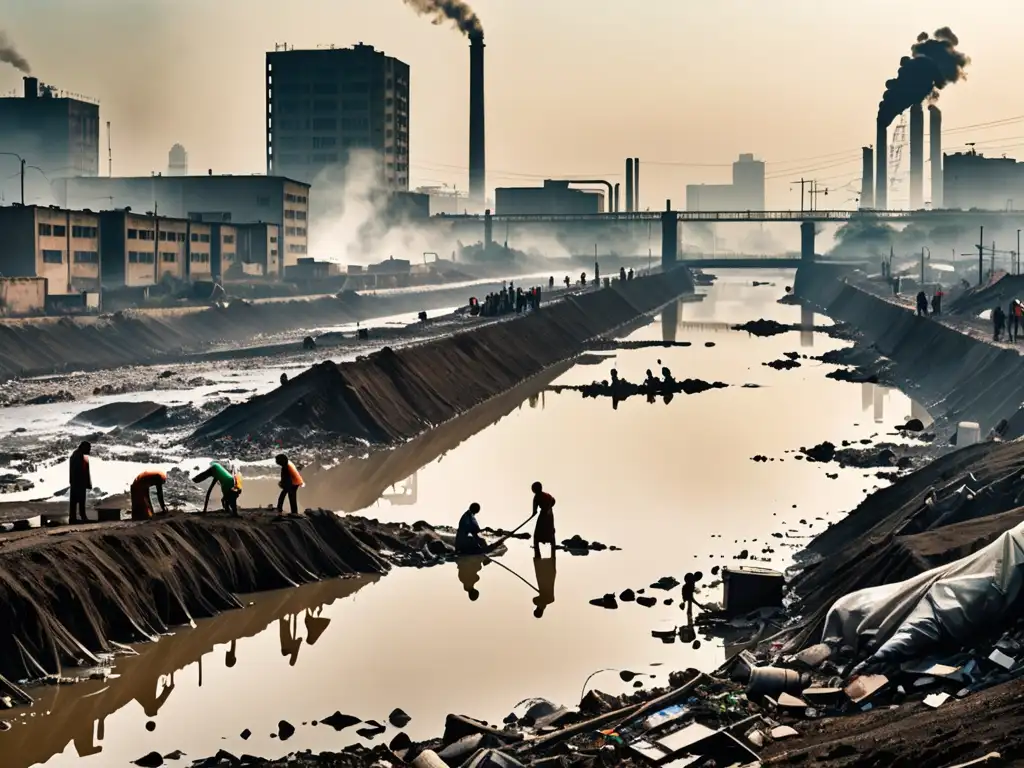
[{"left": 1, "top": 270, "right": 933, "bottom": 767}]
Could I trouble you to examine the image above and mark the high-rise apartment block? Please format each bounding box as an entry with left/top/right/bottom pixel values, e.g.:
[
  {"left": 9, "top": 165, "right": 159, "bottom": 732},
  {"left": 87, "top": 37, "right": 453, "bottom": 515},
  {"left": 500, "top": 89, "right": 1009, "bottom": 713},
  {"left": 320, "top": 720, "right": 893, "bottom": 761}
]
[{"left": 266, "top": 43, "right": 409, "bottom": 191}]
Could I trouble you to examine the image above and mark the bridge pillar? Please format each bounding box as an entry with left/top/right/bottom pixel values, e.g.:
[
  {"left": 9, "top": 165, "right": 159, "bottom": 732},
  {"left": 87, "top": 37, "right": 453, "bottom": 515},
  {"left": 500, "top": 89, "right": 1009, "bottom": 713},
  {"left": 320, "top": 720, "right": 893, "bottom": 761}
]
[
  {"left": 800, "top": 221, "right": 815, "bottom": 262},
  {"left": 661, "top": 206, "right": 678, "bottom": 269},
  {"left": 484, "top": 209, "right": 493, "bottom": 250}
]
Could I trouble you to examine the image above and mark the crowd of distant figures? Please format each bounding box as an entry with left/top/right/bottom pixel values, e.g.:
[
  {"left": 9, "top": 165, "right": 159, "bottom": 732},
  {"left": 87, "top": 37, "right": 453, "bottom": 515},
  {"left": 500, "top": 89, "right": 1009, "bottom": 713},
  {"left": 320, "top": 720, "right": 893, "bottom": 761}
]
[{"left": 469, "top": 267, "right": 639, "bottom": 319}]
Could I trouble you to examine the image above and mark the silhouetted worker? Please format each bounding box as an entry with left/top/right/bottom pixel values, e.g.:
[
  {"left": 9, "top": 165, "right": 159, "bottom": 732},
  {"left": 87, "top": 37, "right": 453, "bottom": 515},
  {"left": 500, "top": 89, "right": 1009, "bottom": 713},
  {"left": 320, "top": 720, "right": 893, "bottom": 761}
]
[
  {"left": 68, "top": 441, "right": 92, "bottom": 524},
  {"left": 932, "top": 289, "right": 943, "bottom": 316},
  {"left": 532, "top": 555, "right": 557, "bottom": 619},
  {"left": 661, "top": 366, "right": 676, "bottom": 390},
  {"left": 302, "top": 335, "right": 317, "bottom": 350},
  {"left": 531, "top": 481, "right": 557, "bottom": 558},
  {"left": 1011, "top": 299, "right": 1023, "bottom": 342},
  {"left": 192, "top": 460, "right": 241, "bottom": 515},
  {"left": 549, "top": 276, "right": 555, "bottom": 289},
  {"left": 681, "top": 572, "right": 706, "bottom": 622},
  {"left": 644, "top": 368, "right": 661, "bottom": 392},
  {"left": 280, "top": 372, "right": 288, "bottom": 386},
  {"left": 130, "top": 470, "right": 167, "bottom": 520},
  {"left": 916, "top": 290, "right": 928, "bottom": 317},
  {"left": 628, "top": 268, "right": 634, "bottom": 280},
  {"left": 994, "top": 304, "right": 1007, "bottom": 341},
  {"left": 580, "top": 272, "right": 587, "bottom": 286},
  {"left": 276, "top": 453, "right": 304, "bottom": 516},
  {"left": 564, "top": 275, "right": 571, "bottom": 289},
  {"left": 278, "top": 614, "right": 302, "bottom": 666},
  {"left": 620, "top": 266, "right": 627, "bottom": 282},
  {"left": 456, "top": 502, "right": 487, "bottom": 555}
]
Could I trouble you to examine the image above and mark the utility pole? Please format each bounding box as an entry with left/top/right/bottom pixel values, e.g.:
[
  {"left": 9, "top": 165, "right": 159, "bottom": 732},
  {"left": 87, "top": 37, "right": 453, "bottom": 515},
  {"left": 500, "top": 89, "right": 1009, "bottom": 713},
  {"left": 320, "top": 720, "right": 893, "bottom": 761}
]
[
  {"left": 1018, "top": 229, "right": 1021, "bottom": 275},
  {"left": 791, "top": 178, "right": 807, "bottom": 212},
  {"left": 921, "top": 247, "right": 925, "bottom": 286},
  {"left": 19, "top": 157, "right": 24, "bottom": 206},
  {"left": 992, "top": 241, "right": 996, "bottom": 277},
  {"left": 978, "top": 225, "right": 984, "bottom": 285}
]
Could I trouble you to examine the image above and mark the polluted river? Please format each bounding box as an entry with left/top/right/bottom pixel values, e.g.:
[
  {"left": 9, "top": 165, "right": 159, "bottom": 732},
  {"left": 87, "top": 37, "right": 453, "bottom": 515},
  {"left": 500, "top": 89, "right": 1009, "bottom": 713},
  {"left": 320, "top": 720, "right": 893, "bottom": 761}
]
[{"left": 0, "top": 269, "right": 931, "bottom": 768}]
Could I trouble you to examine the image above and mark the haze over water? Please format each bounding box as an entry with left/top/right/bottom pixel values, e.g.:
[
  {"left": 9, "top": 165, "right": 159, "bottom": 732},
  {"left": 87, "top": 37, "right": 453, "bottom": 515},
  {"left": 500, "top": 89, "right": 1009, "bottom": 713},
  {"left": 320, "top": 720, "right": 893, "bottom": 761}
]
[{"left": 3, "top": 270, "right": 928, "bottom": 768}]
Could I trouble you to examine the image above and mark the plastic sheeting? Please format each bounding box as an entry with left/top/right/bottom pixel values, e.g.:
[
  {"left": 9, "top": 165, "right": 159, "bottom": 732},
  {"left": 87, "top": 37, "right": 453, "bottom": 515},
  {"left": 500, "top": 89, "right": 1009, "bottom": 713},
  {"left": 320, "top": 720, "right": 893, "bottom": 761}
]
[{"left": 822, "top": 519, "right": 1024, "bottom": 663}]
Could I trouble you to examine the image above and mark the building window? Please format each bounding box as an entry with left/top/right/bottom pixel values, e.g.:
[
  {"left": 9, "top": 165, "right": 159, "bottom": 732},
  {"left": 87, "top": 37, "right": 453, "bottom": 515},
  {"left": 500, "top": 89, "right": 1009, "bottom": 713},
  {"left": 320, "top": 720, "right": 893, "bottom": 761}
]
[
  {"left": 42, "top": 249, "right": 63, "bottom": 264},
  {"left": 128, "top": 228, "right": 138, "bottom": 239},
  {"left": 287, "top": 244, "right": 307, "bottom": 254},
  {"left": 71, "top": 225, "right": 98, "bottom": 238},
  {"left": 139, "top": 230, "right": 155, "bottom": 241},
  {"left": 191, "top": 233, "right": 199, "bottom": 242},
  {"left": 285, "top": 210, "right": 296, "bottom": 219},
  {"left": 270, "top": 249, "right": 278, "bottom": 257},
  {"left": 161, "top": 252, "right": 176, "bottom": 263},
  {"left": 270, "top": 236, "right": 278, "bottom": 243},
  {"left": 73, "top": 250, "right": 98, "bottom": 263},
  {"left": 199, "top": 233, "right": 211, "bottom": 243},
  {"left": 53, "top": 224, "right": 66, "bottom": 237},
  {"left": 312, "top": 136, "right": 336, "bottom": 149},
  {"left": 190, "top": 253, "right": 210, "bottom": 263},
  {"left": 296, "top": 211, "right": 307, "bottom": 221},
  {"left": 158, "top": 231, "right": 168, "bottom": 241},
  {"left": 311, "top": 118, "right": 336, "bottom": 131},
  {"left": 178, "top": 232, "right": 187, "bottom": 242},
  {"left": 128, "top": 251, "right": 155, "bottom": 264},
  {"left": 223, "top": 234, "right": 235, "bottom": 244},
  {"left": 38, "top": 223, "right": 52, "bottom": 237}
]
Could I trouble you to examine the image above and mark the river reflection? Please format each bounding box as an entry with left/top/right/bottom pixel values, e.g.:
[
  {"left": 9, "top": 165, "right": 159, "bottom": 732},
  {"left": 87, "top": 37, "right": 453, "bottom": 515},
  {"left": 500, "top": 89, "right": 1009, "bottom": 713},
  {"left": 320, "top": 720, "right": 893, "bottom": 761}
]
[{"left": 9, "top": 270, "right": 935, "bottom": 768}]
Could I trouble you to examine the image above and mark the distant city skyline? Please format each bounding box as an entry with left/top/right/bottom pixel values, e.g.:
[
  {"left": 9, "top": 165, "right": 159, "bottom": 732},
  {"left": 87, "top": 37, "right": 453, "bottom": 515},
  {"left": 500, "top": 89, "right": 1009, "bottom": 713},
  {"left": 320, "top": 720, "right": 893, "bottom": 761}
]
[{"left": 1, "top": 0, "right": 1022, "bottom": 208}]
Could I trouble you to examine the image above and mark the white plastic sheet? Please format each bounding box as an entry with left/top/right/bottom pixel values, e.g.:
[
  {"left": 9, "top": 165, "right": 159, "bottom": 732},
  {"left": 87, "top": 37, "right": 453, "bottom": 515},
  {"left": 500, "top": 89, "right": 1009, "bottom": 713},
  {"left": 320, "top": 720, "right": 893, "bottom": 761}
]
[{"left": 822, "top": 520, "right": 1024, "bottom": 663}]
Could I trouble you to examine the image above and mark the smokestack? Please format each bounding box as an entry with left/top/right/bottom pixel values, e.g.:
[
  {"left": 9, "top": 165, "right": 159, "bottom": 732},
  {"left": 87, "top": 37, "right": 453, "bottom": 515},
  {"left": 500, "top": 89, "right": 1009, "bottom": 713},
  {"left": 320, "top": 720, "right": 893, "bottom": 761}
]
[
  {"left": 634, "top": 157, "right": 640, "bottom": 212},
  {"left": 930, "top": 105, "right": 942, "bottom": 209},
  {"left": 909, "top": 102, "right": 924, "bottom": 209},
  {"left": 625, "top": 158, "right": 634, "bottom": 213},
  {"left": 861, "top": 147, "right": 874, "bottom": 209},
  {"left": 468, "top": 33, "right": 485, "bottom": 208},
  {"left": 875, "top": 119, "right": 888, "bottom": 210},
  {"left": 23, "top": 76, "right": 37, "bottom": 99}
]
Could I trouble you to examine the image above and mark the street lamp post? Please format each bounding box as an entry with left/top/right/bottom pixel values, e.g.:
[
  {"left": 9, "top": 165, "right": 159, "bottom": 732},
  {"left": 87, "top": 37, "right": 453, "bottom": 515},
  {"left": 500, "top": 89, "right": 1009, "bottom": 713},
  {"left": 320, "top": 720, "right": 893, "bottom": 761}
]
[{"left": 921, "top": 246, "right": 930, "bottom": 286}]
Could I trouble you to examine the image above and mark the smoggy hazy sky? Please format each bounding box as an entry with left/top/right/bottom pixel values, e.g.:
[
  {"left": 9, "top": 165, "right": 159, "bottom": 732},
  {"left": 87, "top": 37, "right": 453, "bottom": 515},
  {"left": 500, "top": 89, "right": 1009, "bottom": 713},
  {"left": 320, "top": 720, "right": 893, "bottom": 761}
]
[{"left": 3, "top": 0, "right": 1022, "bottom": 209}]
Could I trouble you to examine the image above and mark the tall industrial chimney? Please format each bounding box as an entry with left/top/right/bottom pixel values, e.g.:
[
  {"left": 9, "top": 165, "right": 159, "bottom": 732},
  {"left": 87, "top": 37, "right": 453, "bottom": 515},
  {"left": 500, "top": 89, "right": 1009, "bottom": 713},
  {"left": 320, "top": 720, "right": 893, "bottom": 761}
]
[
  {"left": 625, "top": 158, "right": 634, "bottom": 212},
  {"left": 909, "top": 103, "right": 924, "bottom": 209},
  {"left": 634, "top": 157, "right": 640, "bottom": 212},
  {"left": 861, "top": 147, "right": 874, "bottom": 209},
  {"left": 930, "top": 105, "right": 943, "bottom": 209},
  {"left": 468, "top": 33, "right": 486, "bottom": 209},
  {"left": 23, "top": 76, "right": 38, "bottom": 99},
  {"left": 875, "top": 119, "right": 888, "bottom": 210}
]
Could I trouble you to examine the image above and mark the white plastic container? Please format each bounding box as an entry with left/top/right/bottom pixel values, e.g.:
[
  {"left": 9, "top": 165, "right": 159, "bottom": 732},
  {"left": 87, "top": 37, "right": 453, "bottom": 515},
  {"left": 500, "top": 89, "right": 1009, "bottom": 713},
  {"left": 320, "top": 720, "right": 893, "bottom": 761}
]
[{"left": 957, "top": 421, "right": 981, "bottom": 447}]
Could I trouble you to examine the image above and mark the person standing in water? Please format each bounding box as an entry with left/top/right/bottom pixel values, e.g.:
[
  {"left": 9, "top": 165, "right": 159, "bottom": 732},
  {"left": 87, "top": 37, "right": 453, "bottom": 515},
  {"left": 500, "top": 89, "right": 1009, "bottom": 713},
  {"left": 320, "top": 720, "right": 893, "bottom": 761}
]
[
  {"left": 68, "top": 441, "right": 92, "bottom": 524},
  {"left": 531, "top": 481, "right": 557, "bottom": 558}
]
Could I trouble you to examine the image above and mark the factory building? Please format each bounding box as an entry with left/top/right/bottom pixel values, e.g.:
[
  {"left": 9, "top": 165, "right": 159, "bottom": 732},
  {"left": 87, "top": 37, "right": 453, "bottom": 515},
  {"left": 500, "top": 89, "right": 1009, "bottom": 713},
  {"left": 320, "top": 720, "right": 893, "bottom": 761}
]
[
  {"left": 495, "top": 180, "right": 604, "bottom": 216},
  {"left": 0, "top": 205, "right": 283, "bottom": 298},
  {"left": 0, "top": 77, "right": 100, "bottom": 202},
  {"left": 942, "top": 150, "right": 1024, "bottom": 211},
  {"left": 686, "top": 154, "right": 765, "bottom": 212},
  {"left": 57, "top": 175, "right": 309, "bottom": 269},
  {"left": 265, "top": 43, "right": 410, "bottom": 192}
]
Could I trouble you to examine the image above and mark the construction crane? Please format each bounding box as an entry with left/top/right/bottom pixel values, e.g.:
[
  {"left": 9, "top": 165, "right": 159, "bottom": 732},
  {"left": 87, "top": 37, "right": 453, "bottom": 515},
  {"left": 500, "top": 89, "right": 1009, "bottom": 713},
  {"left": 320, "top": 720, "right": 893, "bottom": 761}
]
[{"left": 888, "top": 112, "right": 908, "bottom": 203}]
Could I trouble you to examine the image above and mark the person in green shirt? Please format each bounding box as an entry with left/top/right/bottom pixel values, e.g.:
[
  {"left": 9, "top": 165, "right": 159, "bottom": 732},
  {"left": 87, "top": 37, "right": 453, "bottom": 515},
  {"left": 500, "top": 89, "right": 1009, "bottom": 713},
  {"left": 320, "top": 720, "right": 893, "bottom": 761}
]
[{"left": 192, "top": 461, "right": 242, "bottom": 516}]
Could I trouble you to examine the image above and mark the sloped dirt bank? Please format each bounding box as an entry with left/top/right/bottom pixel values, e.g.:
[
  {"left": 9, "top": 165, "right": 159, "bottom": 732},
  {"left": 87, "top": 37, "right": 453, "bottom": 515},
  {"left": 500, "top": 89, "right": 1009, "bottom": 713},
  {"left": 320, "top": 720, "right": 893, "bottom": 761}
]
[
  {"left": 794, "top": 263, "right": 1024, "bottom": 436},
  {"left": 0, "top": 282, "right": 512, "bottom": 382},
  {"left": 0, "top": 511, "right": 452, "bottom": 682},
  {"left": 188, "top": 268, "right": 696, "bottom": 454}
]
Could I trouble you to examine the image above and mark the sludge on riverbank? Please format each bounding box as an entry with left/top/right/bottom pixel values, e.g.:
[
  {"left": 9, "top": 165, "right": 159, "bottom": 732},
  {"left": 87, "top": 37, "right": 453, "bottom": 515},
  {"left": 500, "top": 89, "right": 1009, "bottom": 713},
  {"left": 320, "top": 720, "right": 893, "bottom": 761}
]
[
  {"left": 188, "top": 268, "right": 696, "bottom": 452},
  {"left": 0, "top": 511, "right": 455, "bottom": 683},
  {"left": 794, "top": 263, "right": 1024, "bottom": 436},
  {"left": 0, "top": 283, "right": 498, "bottom": 382}
]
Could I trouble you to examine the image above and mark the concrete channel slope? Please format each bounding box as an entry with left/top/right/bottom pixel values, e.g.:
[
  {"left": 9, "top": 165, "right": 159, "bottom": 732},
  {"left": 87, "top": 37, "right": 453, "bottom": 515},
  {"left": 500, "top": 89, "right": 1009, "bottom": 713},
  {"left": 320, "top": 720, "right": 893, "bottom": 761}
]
[
  {"left": 188, "top": 267, "right": 696, "bottom": 450},
  {"left": 795, "top": 263, "right": 1024, "bottom": 437},
  {"left": 0, "top": 283, "right": 503, "bottom": 381}
]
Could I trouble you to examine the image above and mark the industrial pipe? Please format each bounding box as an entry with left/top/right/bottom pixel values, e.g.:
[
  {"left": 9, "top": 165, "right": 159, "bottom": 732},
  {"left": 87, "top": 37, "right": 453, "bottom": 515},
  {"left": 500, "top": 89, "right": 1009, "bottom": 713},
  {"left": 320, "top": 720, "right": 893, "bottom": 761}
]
[
  {"left": 875, "top": 119, "right": 888, "bottom": 210},
  {"left": 613, "top": 183, "right": 620, "bottom": 213},
  {"left": 634, "top": 157, "right": 640, "bottom": 212},
  {"left": 625, "top": 159, "right": 634, "bottom": 212},
  {"left": 930, "top": 106, "right": 942, "bottom": 209},
  {"left": 910, "top": 103, "right": 924, "bottom": 210}
]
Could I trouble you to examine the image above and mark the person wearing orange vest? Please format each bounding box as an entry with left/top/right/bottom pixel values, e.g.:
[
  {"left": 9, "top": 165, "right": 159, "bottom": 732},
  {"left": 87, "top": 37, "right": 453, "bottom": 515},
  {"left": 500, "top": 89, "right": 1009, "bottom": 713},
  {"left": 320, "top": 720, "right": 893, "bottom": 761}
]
[
  {"left": 275, "top": 454, "right": 304, "bottom": 517},
  {"left": 68, "top": 441, "right": 92, "bottom": 524},
  {"left": 130, "top": 470, "right": 168, "bottom": 521}
]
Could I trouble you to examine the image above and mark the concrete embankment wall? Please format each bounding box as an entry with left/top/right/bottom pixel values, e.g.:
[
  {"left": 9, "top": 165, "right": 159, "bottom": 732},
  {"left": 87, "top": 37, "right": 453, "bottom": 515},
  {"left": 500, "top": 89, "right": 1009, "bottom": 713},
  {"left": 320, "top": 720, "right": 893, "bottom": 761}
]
[
  {"left": 0, "top": 512, "right": 414, "bottom": 682},
  {"left": 795, "top": 263, "right": 1024, "bottom": 436},
  {"left": 190, "top": 268, "right": 695, "bottom": 450},
  {"left": 0, "top": 282, "right": 507, "bottom": 381}
]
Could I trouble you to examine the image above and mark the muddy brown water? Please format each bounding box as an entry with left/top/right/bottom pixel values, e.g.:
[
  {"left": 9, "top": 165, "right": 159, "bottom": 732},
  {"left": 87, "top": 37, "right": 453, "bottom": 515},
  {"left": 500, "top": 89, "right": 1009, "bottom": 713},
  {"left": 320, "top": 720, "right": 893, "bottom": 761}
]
[{"left": 0, "top": 270, "right": 930, "bottom": 767}]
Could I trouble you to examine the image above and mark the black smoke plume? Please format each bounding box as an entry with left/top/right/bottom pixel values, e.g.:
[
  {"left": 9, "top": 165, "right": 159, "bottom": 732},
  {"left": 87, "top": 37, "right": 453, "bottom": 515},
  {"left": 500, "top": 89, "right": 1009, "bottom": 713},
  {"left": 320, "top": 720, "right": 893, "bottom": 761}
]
[
  {"left": 878, "top": 28, "right": 968, "bottom": 129},
  {"left": 0, "top": 31, "right": 29, "bottom": 74},
  {"left": 401, "top": 0, "right": 483, "bottom": 39}
]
